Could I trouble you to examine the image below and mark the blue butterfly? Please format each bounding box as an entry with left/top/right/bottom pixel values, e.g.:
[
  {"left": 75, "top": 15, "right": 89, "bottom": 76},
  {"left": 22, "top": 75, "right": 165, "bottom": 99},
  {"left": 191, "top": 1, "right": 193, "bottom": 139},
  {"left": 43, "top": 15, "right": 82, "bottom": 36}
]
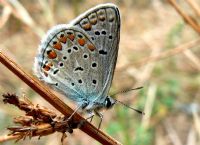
[{"left": 34, "top": 3, "right": 121, "bottom": 127}]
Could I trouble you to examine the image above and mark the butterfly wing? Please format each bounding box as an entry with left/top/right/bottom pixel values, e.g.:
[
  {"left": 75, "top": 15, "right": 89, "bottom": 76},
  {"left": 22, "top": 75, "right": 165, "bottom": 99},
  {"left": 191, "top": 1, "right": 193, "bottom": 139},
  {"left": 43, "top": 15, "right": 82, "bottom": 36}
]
[
  {"left": 34, "top": 25, "right": 98, "bottom": 103},
  {"left": 34, "top": 4, "right": 120, "bottom": 104},
  {"left": 70, "top": 3, "right": 120, "bottom": 100}
]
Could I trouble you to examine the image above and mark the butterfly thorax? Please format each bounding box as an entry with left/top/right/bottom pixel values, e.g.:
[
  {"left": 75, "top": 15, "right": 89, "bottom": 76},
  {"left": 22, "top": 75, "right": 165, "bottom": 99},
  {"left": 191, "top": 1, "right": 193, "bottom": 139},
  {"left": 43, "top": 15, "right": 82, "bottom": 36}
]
[{"left": 80, "top": 96, "right": 116, "bottom": 112}]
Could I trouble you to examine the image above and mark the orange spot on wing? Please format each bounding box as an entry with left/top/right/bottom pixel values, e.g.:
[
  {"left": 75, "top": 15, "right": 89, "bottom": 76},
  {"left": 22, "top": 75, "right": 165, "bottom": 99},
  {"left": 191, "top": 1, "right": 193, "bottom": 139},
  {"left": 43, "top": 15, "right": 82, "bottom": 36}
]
[
  {"left": 47, "top": 50, "right": 57, "bottom": 59},
  {"left": 43, "top": 64, "right": 50, "bottom": 71},
  {"left": 108, "top": 16, "right": 115, "bottom": 22},
  {"left": 44, "top": 71, "right": 48, "bottom": 77},
  {"left": 90, "top": 19, "right": 97, "bottom": 25},
  {"left": 43, "top": 62, "right": 53, "bottom": 71},
  {"left": 78, "top": 38, "right": 86, "bottom": 46},
  {"left": 99, "top": 16, "right": 105, "bottom": 21},
  {"left": 59, "top": 36, "right": 67, "bottom": 43},
  {"left": 87, "top": 44, "right": 95, "bottom": 51},
  {"left": 82, "top": 23, "right": 92, "bottom": 31},
  {"left": 49, "top": 62, "right": 53, "bottom": 66},
  {"left": 67, "top": 34, "right": 75, "bottom": 41},
  {"left": 53, "top": 41, "right": 62, "bottom": 50}
]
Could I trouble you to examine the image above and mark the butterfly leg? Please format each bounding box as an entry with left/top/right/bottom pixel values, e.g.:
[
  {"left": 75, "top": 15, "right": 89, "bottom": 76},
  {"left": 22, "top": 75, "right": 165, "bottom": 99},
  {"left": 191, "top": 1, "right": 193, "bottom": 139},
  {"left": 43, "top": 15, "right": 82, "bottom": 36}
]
[
  {"left": 86, "top": 112, "right": 95, "bottom": 123},
  {"left": 76, "top": 111, "right": 95, "bottom": 129},
  {"left": 67, "top": 102, "right": 88, "bottom": 121},
  {"left": 94, "top": 111, "right": 103, "bottom": 130}
]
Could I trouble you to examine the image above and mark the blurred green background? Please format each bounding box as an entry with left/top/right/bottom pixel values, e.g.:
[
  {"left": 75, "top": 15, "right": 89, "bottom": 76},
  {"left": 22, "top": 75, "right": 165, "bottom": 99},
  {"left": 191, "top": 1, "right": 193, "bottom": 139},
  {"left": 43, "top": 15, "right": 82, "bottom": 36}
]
[{"left": 0, "top": 0, "right": 200, "bottom": 145}]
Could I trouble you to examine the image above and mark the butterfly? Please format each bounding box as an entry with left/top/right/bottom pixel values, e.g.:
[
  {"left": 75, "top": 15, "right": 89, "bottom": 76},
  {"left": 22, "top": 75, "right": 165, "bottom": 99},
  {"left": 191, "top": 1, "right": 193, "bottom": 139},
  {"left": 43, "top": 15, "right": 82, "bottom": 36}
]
[{"left": 34, "top": 3, "right": 120, "bottom": 128}]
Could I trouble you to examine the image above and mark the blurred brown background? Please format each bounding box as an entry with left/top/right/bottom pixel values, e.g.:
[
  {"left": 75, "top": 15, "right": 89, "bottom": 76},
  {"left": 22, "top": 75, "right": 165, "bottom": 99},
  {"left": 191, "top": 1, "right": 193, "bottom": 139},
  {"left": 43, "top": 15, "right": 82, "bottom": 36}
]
[{"left": 0, "top": 0, "right": 200, "bottom": 145}]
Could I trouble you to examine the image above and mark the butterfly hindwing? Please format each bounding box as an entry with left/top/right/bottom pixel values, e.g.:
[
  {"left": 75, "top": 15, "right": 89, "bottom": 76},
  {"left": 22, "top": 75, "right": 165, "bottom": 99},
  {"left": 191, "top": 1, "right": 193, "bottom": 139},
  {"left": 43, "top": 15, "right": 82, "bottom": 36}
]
[{"left": 35, "top": 25, "right": 99, "bottom": 102}]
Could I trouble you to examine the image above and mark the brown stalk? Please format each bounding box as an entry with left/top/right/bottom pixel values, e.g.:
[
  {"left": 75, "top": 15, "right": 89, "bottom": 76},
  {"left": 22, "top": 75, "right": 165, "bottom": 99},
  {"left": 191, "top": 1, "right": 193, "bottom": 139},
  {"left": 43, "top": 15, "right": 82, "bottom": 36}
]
[
  {"left": 167, "top": 0, "right": 200, "bottom": 34},
  {"left": 0, "top": 135, "right": 21, "bottom": 143},
  {"left": 0, "top": 51, "right": 122, "bottom": 145}
]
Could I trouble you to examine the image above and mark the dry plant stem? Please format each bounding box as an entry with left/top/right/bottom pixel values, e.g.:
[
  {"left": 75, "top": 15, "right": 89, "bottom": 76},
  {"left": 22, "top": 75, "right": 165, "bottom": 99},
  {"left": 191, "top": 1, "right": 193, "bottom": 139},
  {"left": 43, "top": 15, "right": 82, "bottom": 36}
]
[
  {"left": 136, "top": 38, "right": 200, "bottom": 66},
  {"left": 7, "top": 122, "right": 76, "bottom": 139},
  {"left": 186, "top": 0, "right": 200, "bottom": 17},
  {"left": 117, "top": 38, "right": 200, "bottom": 72},
  {"left": 167, "top": 0, "right": 200, "bottom": 33},
  {"left": 1, "top": 93, "right": 81, "bottom": 141},
  {"left": 164, "top": 120, "right": 183, "bottom": 145},
  {"left": 0, "top": 135, "right": 21, "bottom": 143},
  {"left": 0, "top": 51, "right": 122, "bottom": 145},
  {"left": 1, "top": 123, "right": 62, "bottom": 143}
]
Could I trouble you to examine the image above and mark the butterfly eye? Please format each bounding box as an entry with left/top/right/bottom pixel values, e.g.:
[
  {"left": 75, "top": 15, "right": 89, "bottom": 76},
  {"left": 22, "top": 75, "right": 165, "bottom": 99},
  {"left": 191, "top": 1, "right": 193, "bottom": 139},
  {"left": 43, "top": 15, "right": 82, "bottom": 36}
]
[{"left": 105, "top": 97, "right": 112, "bottom": 109}]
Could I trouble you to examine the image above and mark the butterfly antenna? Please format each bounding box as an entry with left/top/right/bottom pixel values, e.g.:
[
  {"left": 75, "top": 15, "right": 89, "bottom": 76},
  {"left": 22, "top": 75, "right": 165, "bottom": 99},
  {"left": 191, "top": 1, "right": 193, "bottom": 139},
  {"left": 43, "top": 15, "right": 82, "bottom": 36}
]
[
  {"left": 112, "top": 86, "right": 145, "bottom": 115},
  {"left": 115, "top": 100, "right": 145, "bottom": 115},
  {"left": 111, "top": 87, "right": 143, "bottom": 97}
]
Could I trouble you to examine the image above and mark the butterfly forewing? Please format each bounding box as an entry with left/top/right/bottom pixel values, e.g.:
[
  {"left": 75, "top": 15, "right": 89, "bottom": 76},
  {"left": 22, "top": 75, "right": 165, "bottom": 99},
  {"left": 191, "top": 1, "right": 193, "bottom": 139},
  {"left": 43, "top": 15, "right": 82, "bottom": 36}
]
[{"left": 71, "top": 4, "right": 120, "bottom": 99}]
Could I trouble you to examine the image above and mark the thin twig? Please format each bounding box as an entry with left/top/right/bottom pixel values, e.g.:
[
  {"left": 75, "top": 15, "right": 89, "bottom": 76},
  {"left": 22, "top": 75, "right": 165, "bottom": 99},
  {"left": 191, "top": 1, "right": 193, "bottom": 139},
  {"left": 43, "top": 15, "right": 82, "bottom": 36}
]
[
  {"left": 1, "top": 0, "right": 44, "bottom": 37},
  {"left": 136, "top": 38, "right": 200, "bottom": 66},
  {"left": 167, "top": 0, "right": 200, "bottom": 34},
  {"left": 142, "top": 83, "right": 157, "bottom": 129},
  {"left": 118, "top": 38, "right": 200, "bottom": 70},
  {"left": 0, "top": 135, "right": 21, "bottom": 143},
  {"left": 0, "top": 51, "right": 122, "bottom": 145},
  {"left": 186, "top": 0, "right": 200, "bottom": 17},
  {"left": 164, "top": 119, "right": 183, "bottom": 145},
  {"left": 184, "top": 49, "right": 200, "bottom": 71}
]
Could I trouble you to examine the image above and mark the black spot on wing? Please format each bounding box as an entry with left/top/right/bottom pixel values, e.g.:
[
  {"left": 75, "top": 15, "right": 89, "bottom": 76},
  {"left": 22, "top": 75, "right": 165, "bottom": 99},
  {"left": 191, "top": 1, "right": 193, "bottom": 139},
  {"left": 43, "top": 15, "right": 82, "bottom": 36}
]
[
  {"left": 99, "top": 50, "right": 107, "bottom": 55},
  {"left": 74, "top": 67, "right": 84, "bottom": 72}
]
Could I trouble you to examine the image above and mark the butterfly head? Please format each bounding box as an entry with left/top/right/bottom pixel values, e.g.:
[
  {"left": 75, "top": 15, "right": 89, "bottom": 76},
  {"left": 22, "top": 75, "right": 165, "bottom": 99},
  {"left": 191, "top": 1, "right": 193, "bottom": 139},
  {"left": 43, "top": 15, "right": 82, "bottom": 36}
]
[{"left": 104, "top": 96, "right": 116, "bottom": 109}]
